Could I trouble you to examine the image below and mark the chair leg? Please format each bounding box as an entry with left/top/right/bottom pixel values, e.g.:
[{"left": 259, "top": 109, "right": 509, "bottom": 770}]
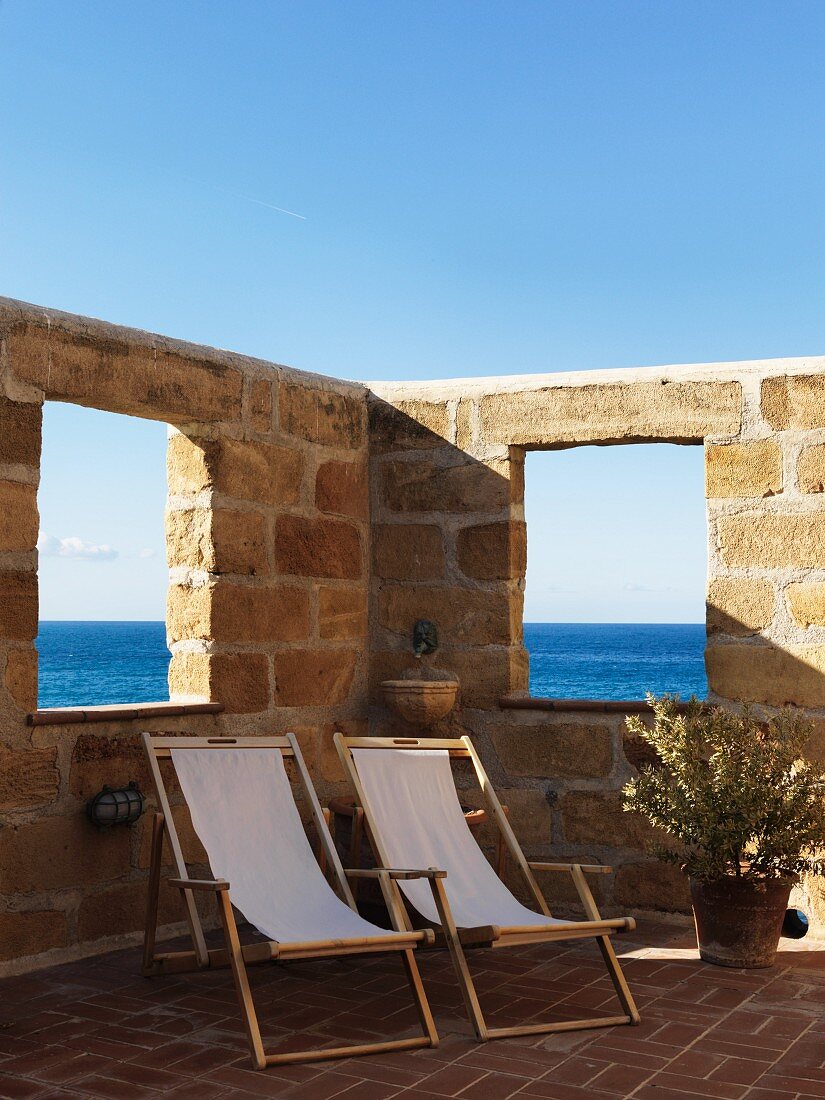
[
  {"left": 401, "top": 948, "right": 439, "bottom": 1047},
  {"left": 568, "top": 863, "right": 641, "bottom": 1025},
  {"left": 217, "top": 890, "right": 267, "bottom": 1070},
  {"left": 428, "top": 876, "right": 489, "bottom": 1040},
  {"left": 597, "top": 935, "right": 641, "bottom": 1024},
  {"left": 142, "top": 812, "right": 165, "bottom": 975}
]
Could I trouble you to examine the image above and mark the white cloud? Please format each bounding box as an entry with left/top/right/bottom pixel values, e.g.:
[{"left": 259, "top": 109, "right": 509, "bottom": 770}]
[
  {"left": 138, "top": 548, "right": 156, "bottom": 559},
  {"left": 38, "top": 533, "right": 118, "bottom": 561}
]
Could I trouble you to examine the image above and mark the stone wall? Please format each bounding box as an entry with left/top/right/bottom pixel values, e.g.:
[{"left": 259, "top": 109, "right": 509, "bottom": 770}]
[
  {"left": 2, "top": 293, "right": 824, "bottom": 973},
  {"left": 0, "top": 299, "right": 370, "bottom": 973},
  {"left": 369, "top": 360, "right": 825, "bottom": 930}
]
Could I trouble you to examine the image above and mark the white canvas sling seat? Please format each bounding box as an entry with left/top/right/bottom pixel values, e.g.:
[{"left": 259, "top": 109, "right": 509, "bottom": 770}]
[
  {"left": 141, "top": 734, "right": 442, "bottom": 1070},
  {"left": 334, "top": 732, "right": 642, "bottom": 1043}
]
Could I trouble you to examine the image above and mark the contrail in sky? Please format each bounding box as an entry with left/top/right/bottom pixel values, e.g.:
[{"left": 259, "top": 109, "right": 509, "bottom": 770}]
[
  {"left": 226, "top": 189, "right": 308, "bottom": 218},
  {"left": 183, "top": 173, "right": 308, "bottom": 218}
]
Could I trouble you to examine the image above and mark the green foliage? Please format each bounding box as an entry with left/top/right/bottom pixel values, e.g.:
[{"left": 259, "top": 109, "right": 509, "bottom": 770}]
[{"left": 622, "top": 695, "right": 825, "bottom": 883}]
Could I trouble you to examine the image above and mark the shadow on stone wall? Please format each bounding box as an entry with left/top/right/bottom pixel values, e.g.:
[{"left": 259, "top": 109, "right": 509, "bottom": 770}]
[{"left": 368, "top": 398, "right": 527, "bottom": 710}]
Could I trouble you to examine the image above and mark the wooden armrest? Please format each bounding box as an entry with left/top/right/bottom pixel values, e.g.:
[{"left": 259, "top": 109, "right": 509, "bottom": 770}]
[
  {"left": 168, "top": 877, "right": 230, "bottom": 892},
  {"left": 528, "top": 862, "right": 613, "bottom": 875},
  {"left": 345, "top": 867, "right": 447, "bottom": 881}
]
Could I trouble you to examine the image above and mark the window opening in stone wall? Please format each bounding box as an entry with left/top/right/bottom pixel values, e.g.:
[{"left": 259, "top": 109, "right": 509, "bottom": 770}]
[
  {"left": 37, "top": 403, "right": 170, "bottom": 707},
  {"left": 523, "top": 443, "right": 707, "bottom": 701}
]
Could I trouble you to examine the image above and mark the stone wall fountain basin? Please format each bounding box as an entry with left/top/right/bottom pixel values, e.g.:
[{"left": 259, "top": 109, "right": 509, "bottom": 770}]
[{"left": 381, "top": 679, "right": 458, "bottom": 727}]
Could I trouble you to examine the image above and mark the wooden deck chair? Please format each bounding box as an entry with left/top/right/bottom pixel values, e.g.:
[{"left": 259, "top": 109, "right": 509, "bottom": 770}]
[
  {"left": 334, "top": 732, "right": 641, "bottom": 1042},
  {"left": 141, "top": 734, "right": 442, "bottom": 1069}
]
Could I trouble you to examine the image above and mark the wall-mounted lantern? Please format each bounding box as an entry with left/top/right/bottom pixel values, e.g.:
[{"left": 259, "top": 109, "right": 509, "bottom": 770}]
[{"left": 86, "top": 781, "right": 145, "bottom": 828}]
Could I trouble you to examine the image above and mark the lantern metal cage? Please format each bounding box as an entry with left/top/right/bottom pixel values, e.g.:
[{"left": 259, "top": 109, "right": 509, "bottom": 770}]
[{"left": 86, "top": 781, "right": 145, "bottom": 828}]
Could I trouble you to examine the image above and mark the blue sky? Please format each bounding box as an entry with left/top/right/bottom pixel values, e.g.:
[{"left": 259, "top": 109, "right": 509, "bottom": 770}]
[{"left": 2, "top": 1, "right": 822, "bottom": 621}]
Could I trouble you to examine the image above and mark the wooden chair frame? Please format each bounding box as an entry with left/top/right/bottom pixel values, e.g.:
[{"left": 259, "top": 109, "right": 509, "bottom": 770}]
[
  {"left": 142, "top": 733, "right": 443, "bottom": 1069},
  {"left": 334, "top": 732, "right": 641, "bottom": 1042}
]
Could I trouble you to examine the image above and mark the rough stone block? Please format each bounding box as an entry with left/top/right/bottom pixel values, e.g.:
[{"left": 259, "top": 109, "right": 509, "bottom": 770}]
[
  {"left": 370, "top": 398, "right": 451, "bottom": 453},
  {"left": 381, "top": 457, "right": 510, "bottom": 513},
  {"left": 315, "top": 459, "right": 368, "bottom": 519},
  {"left": 787, "top": 582, "right": 825, "bottom": 628},
  {"left": 492, "top": 723, "right": 612, "bottom": 779},
  {"left": 0, "top": 909, "right": 67, "bottom": 963},
  {"left": 0, "top": 815, "right": 131, "bottom": 892},
  {"left": 705, "top": 440, "right": 782, "bottom": 498},
  {"left": 457, "top": 521, "right": 527, "bottom": 581},
  {"left": 167, "top": 507, "right": 268, "bottom": 575},
  {"left": 0, "top": 571, "right": 37, "bottom": 640},
  {"left": 211, "top": 508, "right": 268, "bottom": 574},
  {"left": 501, "top": 788, "right": 552, "bottom": 848},
  {"left": 10, "top": 324, "right": 243, "bottom": 423},
  {"left": 275, "top": 515, "right": 362, "bottom": 579},
  {"left": 762, "top": 374, "right": 825, "bottom": 430},
  {"left": 372, "top": 524, "right": 445, "bottom": 580},
  {"left": 169, "top": 652, "right": 270, "bottom": 713},
  {"left": 479, "top": 380, "right": 741, "bottom": 446},
  {"left": 274, "top": 648, "right": 358, "bottom": 706},
  {"left": 455, "top": 398, "right": 475, "bottom": 452},
  {"left": 167, "top": 433, "right": 211, "bottom": 495},
  {"left": 166, "top": 584, "right": 210, "bottom": 641},
  {"left": 318, "top": 586, "right": 368, "bottom": 640},
  {"left": 706, "top": 578, "right": 774, "bottom": 636},
  {"left": 212, "top": 437, "right": 303, "bottom": 506},
  {"left": 165, "top": 508, "right": 209, "bottom": 571},
  {"left": 614, "top": 861, "right": 691, "bottom": 912},
  {"left": 4, "top": 647, "right": 37, "bottom": 710},
  {"left": 0, "top": 481, "right": 38, "bottom": 552},
  {"left": 0, "top": 747, "right": 59, "bottom": 809},
  {"left": 280, "top": 381, "right": 365, "bottom": 449},
  {"left": 69, "top": 733, "right": 150, "bottom": 800},
  {"left": 717, "top": 513, "right": 825, "bottom": 569},
  {"left": 78, "top": 879, "right": 179, "bottom": 942},
  {"left": 0, "top": 395, "right": 41, "bottom": 466},
  {"left": 798, "top": 444, "right": 825, "bottom": 494},
  {"left": 706, "top": 643, "right": 825, "bottom": 707},
  {"left": 249, "top": 378, "right": 273, "bottom": 432},
  {"left": 215, "top": 582, "right": 310, "bottom": 643},
  {"left": 562, "top": 791, "right": 657, "bottom": 849},
  {"left": 377, "top": 585, "right": 513, "bottom": 646},
  {"left": 167, "top": 582, "right": 310, "bottom": 644}
]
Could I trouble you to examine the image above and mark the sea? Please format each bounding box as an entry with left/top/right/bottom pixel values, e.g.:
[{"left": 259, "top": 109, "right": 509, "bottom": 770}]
[{"left": 36, "top": 621, "right": 707, "bottom": 709}]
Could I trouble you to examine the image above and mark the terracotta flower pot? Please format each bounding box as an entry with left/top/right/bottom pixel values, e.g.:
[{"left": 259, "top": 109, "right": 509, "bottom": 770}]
[{"left": 690, "top": 875, "right": 794, "bottom": 968}]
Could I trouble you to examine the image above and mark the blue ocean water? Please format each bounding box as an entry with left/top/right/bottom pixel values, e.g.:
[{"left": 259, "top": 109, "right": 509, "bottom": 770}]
[
  {"left": 36, "top": 621, "right": 707, "bottom": 708},
  {"left": 525, "top": 622, "right": 707, "bottom": 701},
  {"left": 37, "top": 622, "right": 171, "bottom": 708}
]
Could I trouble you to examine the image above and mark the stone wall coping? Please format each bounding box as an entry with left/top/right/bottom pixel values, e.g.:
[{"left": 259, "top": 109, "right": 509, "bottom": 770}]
[
  {"left": 369, "top": 355, "right": 825, "bottom": 402},
  {"left": 27, "top": 702, "right": 225, "bottom": 726},
  {"left": 499, "top": 695, "right": 692, "bottom": 715},
  {"left": 0, "top": 296, "right": 367, "bottom": 398}
]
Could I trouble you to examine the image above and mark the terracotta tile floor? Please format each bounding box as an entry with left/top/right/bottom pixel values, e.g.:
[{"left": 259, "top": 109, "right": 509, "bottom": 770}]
[{"left": 0, "top": 921, "right": 823, "bottom": 1099}]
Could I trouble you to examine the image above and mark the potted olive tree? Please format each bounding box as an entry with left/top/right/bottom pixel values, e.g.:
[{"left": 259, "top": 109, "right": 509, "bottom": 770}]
[{"left": 623, "top": 696, "right": 825, "bottom": 968}]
